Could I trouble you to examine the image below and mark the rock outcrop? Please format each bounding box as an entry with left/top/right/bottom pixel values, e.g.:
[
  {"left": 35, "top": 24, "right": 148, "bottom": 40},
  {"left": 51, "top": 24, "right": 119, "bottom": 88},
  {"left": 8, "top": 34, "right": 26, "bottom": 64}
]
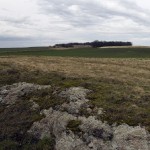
[
  {"left": 29, "top": 107, "right": 149, "bottom": 150},
  {"left": 59, "top": 87, "right": 91, "bottom": 115},
  {"left": 28, "top": 87, "right": 150, "bottom": 150},
  {"left": 0, "top": 82, "right": 50, "bottom": 105},
  {"left": 0, "top": 83, "right": 149, "bottom": 149},
  {"left": 112, "top": 125, "right": 149, "bottom": 150}
]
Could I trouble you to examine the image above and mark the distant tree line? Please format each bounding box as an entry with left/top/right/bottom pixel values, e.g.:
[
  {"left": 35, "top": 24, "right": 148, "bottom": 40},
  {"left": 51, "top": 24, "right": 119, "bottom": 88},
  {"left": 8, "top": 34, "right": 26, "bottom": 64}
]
[{"left": 54, "top": 40, "right": 132, "bottom": 48}]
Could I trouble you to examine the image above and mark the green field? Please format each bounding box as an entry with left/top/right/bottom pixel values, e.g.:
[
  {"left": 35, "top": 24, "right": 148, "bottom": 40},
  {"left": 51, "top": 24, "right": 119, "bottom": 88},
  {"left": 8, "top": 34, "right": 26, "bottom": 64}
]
[{"left": 0, "top": 47, "right": 150, "bottom": 58}]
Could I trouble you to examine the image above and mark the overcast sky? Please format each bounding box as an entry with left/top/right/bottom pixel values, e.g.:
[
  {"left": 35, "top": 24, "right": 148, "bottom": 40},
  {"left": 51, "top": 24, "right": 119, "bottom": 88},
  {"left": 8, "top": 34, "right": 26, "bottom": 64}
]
[{"left": 0, "top": 0, "right": 150, "bottom": 47}]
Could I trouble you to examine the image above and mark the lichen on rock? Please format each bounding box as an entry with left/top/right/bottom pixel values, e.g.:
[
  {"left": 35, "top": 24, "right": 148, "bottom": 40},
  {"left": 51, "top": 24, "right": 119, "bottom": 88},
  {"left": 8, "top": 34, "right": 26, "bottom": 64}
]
[{"left": 0, "top": 82, "right": 51, "bottom": 105}]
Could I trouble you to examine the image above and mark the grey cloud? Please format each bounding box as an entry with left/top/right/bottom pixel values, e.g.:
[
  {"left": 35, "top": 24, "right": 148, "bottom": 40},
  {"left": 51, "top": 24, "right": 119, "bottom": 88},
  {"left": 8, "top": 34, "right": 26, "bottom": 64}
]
[
  {"left": 0, "top": 35, "right": 32, "bottom": 41},
  {"left": 38, "top": 0, "right": 150, "bottom": 27},
  {"left": 0, "top": 16, "right": 33, "bottom": 27},
  {"left": 0, "top": 34, "right": 67, "bottom": 47},
  {"left": 0, "top": 0, "right": 150, "bottom": 47},
  {"left": 0, "top": 35, "right": 33, "bottom": 48},
  {"left": 36, "top": 0, "right": 150, "bottom": 46}
]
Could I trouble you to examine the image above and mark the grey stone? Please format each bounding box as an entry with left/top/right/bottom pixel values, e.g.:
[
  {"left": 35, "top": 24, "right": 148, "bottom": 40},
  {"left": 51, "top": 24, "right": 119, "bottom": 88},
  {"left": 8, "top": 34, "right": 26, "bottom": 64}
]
[
  {"left": 59, "top": 87, "right": 90, "bottom": 115},
  {"left": 112, "top": 124, "right": 149, "bottom": 150},
  {"left": 28, "top": 107, "right": 150, "bottom": 150},
  {"left": 2, "top": 83, "right": 148, "bottom": 150},
  {"left": 30, "top": 100, "right": 40, "bottom": 110},
  {"left": 97, "top": 108, "right": 103, "bottom": 115},
  {"left": 0, "top": 82, "right": 51, "bottom": 105},
  {"left": 59, "top": 87, "right": 90, "bottom": 102}
]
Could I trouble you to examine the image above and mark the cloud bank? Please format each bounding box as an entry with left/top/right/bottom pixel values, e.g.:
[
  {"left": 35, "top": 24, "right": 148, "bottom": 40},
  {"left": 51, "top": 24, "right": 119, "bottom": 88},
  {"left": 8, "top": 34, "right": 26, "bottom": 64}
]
[{"left": 0, "top": 0, "right": 150, "bottom": 47}]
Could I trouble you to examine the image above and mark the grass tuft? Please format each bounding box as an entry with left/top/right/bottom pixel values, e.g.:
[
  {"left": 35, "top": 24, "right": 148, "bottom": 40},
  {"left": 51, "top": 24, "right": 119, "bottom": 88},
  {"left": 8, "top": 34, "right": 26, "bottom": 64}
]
[{"left": 67, "top": 120, "right": 82, "bottom": 133}]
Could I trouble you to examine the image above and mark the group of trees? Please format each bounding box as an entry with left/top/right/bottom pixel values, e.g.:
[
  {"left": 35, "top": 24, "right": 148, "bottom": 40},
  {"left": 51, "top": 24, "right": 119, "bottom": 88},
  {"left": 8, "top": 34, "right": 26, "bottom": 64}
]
[
  {"left": 54, "top": 40, "right": 132, "bottom": 48},
  {"left": 91, "top": 41, "right": 132, "bottom": 48}
]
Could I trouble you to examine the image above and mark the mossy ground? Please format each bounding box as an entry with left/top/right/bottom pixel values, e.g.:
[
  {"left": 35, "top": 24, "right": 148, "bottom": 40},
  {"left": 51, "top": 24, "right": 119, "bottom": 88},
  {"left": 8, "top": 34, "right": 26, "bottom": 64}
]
[
  {"left": 67, "top": 120, "right": 82, "bottom": 133},
  {"left": 0, "top": 60, "right": 150, "bottom": 149},
  {"left": 87, "top": 82, "right": 150, "bottom": 131}
]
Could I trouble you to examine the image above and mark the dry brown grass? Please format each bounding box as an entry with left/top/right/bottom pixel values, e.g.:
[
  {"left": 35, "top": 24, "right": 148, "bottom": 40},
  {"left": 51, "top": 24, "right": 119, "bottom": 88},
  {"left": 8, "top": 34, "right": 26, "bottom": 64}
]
[{"left": 0, "top": 56, "right": 150, "bottom": 87}]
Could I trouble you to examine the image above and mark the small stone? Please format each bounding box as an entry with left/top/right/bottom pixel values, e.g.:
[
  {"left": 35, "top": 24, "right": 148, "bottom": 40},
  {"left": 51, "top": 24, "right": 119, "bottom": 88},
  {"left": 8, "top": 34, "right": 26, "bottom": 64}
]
[
  {"left": 30, "top": 100, "right": 40, "bottom": 110},
  {"left": 88, "top": 142, "right": 94, "bottom": 148},
  {"left": 87, "top": 108, "right": 92, "bottom": 114},
  {"left": 58, "top": 87, "right": 91, "bottom": 115},
  {"left": 97, "top": 108, "right": 103, "bottom": 115}
]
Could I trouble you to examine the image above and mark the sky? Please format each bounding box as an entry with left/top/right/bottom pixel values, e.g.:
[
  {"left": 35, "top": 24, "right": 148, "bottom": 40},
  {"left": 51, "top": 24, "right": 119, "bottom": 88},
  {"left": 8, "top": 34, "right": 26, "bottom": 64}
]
[{"left": 0, "top": 0, "right": 150, "bottom": 47}]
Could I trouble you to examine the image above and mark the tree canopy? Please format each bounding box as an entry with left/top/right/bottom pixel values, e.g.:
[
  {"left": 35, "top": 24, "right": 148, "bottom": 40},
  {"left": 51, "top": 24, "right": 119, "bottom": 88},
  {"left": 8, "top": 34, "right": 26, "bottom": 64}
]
[{"left": 54, "top": 41, "right": 132, "bottom": 48}]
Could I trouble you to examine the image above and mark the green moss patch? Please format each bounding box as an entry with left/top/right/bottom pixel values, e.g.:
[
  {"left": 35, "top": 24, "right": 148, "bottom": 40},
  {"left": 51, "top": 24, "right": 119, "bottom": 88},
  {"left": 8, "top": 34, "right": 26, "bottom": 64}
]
[
  {"left": 67, "top": 120, "right": 82, "bottom": 133},
  {"left": 26, "top": 88, "right": 66, "bottom": 110},
  {"left": 87, "top": 81, "right": 150, "bottom": 131}
]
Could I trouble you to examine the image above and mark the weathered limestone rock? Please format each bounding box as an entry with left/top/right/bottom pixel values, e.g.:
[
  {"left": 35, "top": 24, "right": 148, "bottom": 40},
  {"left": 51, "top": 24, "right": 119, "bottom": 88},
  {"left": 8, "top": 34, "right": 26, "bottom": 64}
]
[
  {"left": 0, "top": 82, "right": 51, "bottom": 105},
  {"left": 30, "top": 100, "right": 40, "bottom": 110},
  {"left": 28, "top": 108, "right": 77, "bottom": 139},
  {"left": 59, "top": 87, "right": 90, "bottom": 102},
  {"left": 29, "top": 108, "right": 150, "bottom": 150},
  {"left": 1, "top": 83, "right": 149, "bottom": 150},
  {"left": 59, "top": 87, "right": 91, "bottom": 114},
  {"left": 55, "top": 132, "right": 90, "bottom": 150},
  {"left": 112, "top": 124, "right": 149, "bottom": 150},
  {"left": 28, "top": 105, "right": 149, "bottom": 150},
  {"left": 79, "top": 116, "right": 113, "bottom": 141},
  {"left": 27, "top": 86, "right": 149, "bottom": 150}
]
